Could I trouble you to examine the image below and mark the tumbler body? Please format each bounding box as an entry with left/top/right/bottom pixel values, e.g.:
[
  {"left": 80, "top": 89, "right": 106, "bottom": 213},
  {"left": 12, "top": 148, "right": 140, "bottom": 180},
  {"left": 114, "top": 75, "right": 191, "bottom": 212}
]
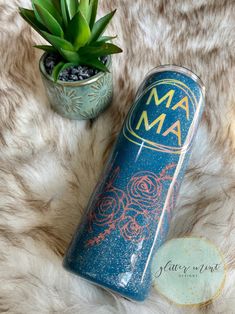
[{"left": 63, "top": 65, "right": 205, "bottom": 301}]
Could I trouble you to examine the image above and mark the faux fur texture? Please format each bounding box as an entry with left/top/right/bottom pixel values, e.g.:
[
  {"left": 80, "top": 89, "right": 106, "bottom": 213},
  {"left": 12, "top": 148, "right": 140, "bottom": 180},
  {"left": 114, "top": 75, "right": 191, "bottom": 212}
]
[{"left": 0, "top": 0, "right": 235, "bottom": 313}]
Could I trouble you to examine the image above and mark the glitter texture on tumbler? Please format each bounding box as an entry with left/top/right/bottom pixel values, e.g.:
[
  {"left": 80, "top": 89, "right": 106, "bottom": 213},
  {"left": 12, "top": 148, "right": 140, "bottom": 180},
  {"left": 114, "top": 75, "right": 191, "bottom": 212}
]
[{"left": 63, "top": 65, "right": 205, "bottom": 302}]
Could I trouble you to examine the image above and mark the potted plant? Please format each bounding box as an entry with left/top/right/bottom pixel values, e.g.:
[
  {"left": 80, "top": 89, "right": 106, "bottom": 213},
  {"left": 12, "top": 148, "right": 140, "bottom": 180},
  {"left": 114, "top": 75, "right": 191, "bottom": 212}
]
[{"left": 19, "top": 0, "right": 122, "bottom": 120}]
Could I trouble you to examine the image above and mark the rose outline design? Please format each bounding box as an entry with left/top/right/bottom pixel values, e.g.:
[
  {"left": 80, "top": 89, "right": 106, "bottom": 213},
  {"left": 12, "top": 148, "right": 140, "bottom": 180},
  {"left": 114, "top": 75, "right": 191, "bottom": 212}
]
[
  {"left": 88, "top": 187, "right": 128, "bottom": 229},
  {"left": 118, "top": 208, "right": 150, "bottom": 243},
  {"left": 127, "top": 171, "right": 162, "bottom": 210}
]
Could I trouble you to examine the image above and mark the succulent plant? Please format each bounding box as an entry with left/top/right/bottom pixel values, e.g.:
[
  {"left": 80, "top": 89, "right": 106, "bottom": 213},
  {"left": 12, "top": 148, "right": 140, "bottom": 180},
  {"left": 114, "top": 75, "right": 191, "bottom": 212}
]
[{"left": 19, "top": 0, "right": 122, "bottom": 81}]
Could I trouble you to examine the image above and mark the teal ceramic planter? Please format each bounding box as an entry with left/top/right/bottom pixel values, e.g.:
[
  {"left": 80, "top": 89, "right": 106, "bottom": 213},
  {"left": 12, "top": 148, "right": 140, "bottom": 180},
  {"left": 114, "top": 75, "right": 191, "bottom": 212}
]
[{"left": 39, "top": 53, "right": 113, "bottom": 120}]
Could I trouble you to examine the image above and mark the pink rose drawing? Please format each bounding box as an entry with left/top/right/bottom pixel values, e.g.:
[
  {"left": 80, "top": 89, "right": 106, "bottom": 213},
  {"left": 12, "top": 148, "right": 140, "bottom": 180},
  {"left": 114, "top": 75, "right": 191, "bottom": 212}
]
[
  {"left": 118, "top": 209, "right": 150, "bottom": 243},
  {"left": 88, "top": 187, "right": 128, "bottom": 229},
  {"left": 87, "top": 165, "right": 177, "bottom": 246},
  {"left": 127, "top": 171, "right": 162, "bottom": 209}
]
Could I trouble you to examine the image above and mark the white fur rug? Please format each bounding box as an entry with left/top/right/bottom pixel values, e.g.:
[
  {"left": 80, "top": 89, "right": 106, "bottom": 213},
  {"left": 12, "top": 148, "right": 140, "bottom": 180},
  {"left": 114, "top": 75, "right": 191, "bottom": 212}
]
[{"left": 0, "top": 0, "right": 235, "bottom": 313}]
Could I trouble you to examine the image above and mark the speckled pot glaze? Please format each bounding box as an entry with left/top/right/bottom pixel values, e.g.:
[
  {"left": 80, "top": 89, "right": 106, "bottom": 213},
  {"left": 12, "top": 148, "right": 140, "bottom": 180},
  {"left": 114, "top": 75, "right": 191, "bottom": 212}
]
[{"left": 39, "top": 53, "right": 113, "bottom": 120}]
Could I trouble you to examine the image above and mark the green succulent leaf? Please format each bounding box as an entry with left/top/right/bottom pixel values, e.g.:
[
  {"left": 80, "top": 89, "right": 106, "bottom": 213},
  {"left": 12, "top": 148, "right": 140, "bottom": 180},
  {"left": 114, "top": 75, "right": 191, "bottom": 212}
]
[
  {"left": 97, "top": 35, "right": 117, "bottom": 43},
  {"left": 80, "top": 43, "right": 122, "bottom": 57},
  {"left": 34, "top": 4, "right": 64, "bottom": 37},
  {"left": 52, "top": 61, "right": 75, "bottom": 81},
  {"left": 80, "top": 58, "right": 109, "bottom": 72},
  {"left": 66, "top": 10, "right": 91, "bottom": 50},
  {"left": 89, "top": 9, "right": 116, "bottom": 43},
  {"left": 19, "top": 1, "right": 123, "bottom": 77},
  {"left": 59, "top": 48, "right": 80, "bottom": 63},
  {"left": 78, "top": 0, "right": 91, "bottom": 22},
  {"left": 60, "top": 0, "right": 69, "bottom": 27},
  {"left": 52, "top": 61, "right": 64, "bottom": 81},
  {"left": 89, "top": 0, "right": 98, "bottom": 29},
  {"left": 34, "top": 45, "right": 57, "bottom": 52},
  {"left": 19, "top": 8, "right": 47, "bottom": 33},
  {"left": 65, "top": 0, "right": 78, "bottom": 20},
  {"left": 52, "top": 0, "right": 62, "bottom": 14},
  {"left": 32, "top": 0, "right": 62, "bottom": 25},
  {"left": 41, "top": 31, "right": 75, "bottom": 51}
]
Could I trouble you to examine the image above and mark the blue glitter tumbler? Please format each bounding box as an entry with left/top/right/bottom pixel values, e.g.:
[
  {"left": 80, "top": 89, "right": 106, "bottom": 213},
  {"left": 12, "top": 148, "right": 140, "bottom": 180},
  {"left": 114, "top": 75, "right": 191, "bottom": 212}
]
[{"left": 63, "top": 65, "right": 205, "bottom": 301}]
